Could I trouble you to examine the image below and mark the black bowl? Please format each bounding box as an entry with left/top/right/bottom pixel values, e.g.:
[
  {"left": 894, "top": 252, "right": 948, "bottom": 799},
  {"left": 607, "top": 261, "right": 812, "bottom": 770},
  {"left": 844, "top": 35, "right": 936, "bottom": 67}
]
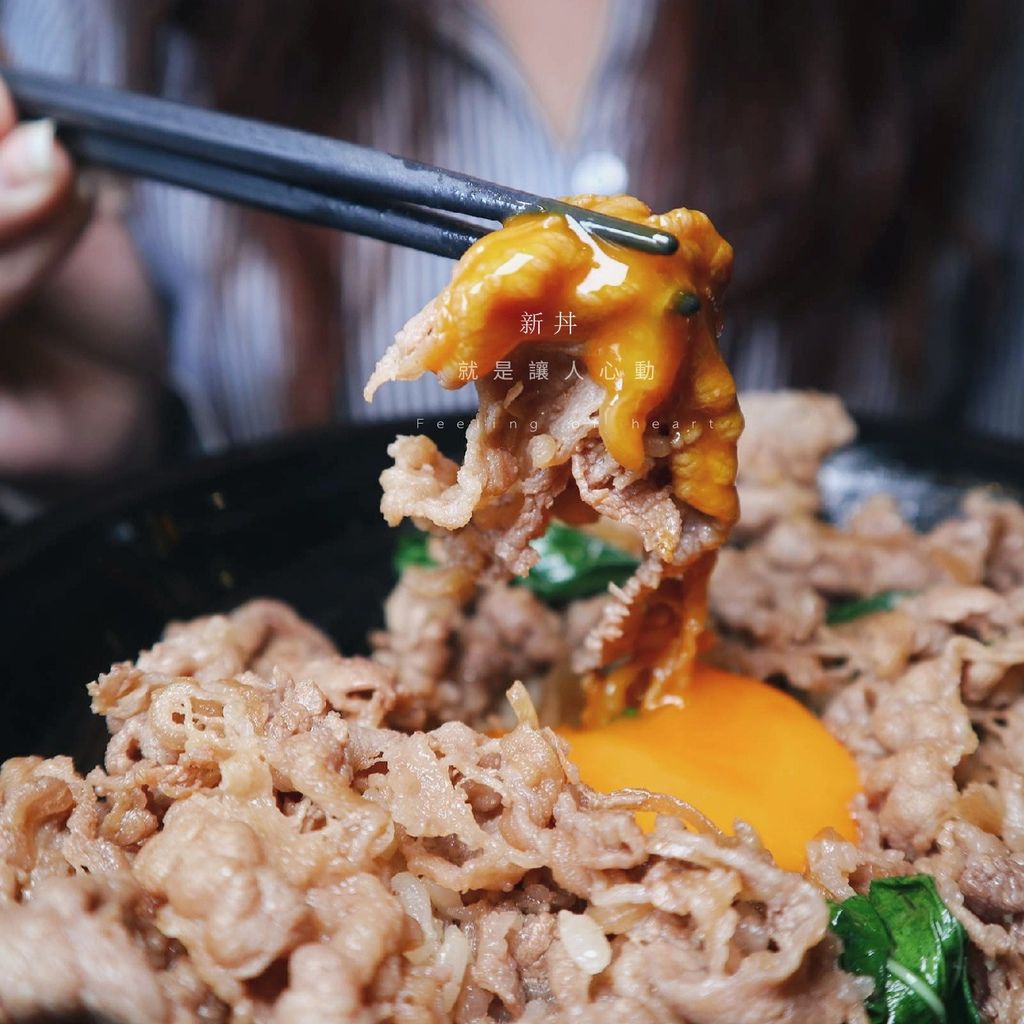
[{"left": 1, "top": 416, "right": 1022, "bottom": 762}]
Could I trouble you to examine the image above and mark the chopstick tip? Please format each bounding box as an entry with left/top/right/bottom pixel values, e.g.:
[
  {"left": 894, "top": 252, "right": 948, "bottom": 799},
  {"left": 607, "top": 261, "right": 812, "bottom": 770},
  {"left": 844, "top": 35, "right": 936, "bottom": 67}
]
[{"left": 650, "top": 231, "right": 679, "bottom": 255}]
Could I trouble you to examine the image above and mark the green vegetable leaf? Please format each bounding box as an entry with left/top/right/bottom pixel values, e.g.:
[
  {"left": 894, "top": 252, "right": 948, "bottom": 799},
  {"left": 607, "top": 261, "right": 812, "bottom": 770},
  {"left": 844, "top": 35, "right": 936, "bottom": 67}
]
[
  {"left": 829, "top": 894, "right": 892, "bottom": 1020},
  {"left": 828, "top": 875, "right": 981, "bottom": 1024},
  {"left": 392, "top": 522, "right": 639, "bottom": 602},
  {"left": 521, "top": 522, "right": 640, "bottom": 602},
  {"left": 826, "top": 590, "right": 917, "bottom": 626},
  {"left": 393, "top": 532, "right": 435, "bottom": 574}
]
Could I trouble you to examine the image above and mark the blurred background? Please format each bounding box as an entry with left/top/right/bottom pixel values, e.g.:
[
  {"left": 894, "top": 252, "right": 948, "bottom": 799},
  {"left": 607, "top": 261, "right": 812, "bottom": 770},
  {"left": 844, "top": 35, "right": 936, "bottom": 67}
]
[{"left": 0, "top": 0, "right": 1021, "bottom": 519}]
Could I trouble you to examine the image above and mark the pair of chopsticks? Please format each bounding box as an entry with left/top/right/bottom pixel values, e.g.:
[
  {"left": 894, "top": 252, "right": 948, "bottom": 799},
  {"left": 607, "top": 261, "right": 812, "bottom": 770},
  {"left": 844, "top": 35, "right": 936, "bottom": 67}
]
[{"left": 4, "top": 68, "right": 677, "bottom": 260}]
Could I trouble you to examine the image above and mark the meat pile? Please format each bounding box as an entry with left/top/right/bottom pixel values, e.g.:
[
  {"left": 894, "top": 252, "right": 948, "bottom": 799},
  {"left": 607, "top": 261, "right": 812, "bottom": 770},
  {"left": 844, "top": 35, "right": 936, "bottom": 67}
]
[
  {"left": 5, "top": 389, "right": 1024, "bottom": 1019},
  {"left": 0, "top": 597, "right": 867, "bottom": 1022},
  {"left": 364, "top": 196, "right": 743, "bottom": 723},
  {"left": 710, "top": 391, "right": 1024, "bottom": 1022}
]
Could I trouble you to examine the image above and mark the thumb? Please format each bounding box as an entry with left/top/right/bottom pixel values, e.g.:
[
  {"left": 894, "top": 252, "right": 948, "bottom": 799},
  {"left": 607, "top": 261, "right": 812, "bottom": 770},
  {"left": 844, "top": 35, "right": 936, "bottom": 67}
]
[{"left": 0, "top": 118, "right": 74, "bottom": 238}]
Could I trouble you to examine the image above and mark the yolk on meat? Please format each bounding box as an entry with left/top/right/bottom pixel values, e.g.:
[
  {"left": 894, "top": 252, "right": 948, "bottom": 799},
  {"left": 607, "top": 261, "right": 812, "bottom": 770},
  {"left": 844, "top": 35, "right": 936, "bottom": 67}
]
[
  {"left": 423, "top": 196, "right": 739, "bottom": 525},
  {"left": 419, "top": 196, "right": 744, "bottom": 722},
  {"left": 559, "top": 665, "right": 860, "bottom": 872}
]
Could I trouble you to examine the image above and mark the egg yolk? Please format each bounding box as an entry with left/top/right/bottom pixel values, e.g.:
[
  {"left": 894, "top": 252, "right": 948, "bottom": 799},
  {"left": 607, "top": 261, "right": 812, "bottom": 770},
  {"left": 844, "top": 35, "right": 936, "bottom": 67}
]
[{"left": 559, "top": 664, "right": 860, "bottom": 871}]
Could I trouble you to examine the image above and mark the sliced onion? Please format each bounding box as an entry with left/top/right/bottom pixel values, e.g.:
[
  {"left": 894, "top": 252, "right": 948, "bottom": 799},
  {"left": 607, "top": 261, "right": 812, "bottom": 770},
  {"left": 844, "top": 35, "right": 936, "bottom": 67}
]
[
  {"left": 586, "top": 900, "right": 650, "bottom": 935},
  {"left": 506, "top": 681, "right": 539, "bottom": 729},
  {"left": 437, "top": 924, "right": 469, "bottom": 1012},
  {"left": 423, "top": 878, "right": 463, "bottom": 916},
  {"left": 392, "top": 871, "right": 440, "bottom": 963},
  {"left": 557, "top": 909, "right": 612, "bottom": 975}
]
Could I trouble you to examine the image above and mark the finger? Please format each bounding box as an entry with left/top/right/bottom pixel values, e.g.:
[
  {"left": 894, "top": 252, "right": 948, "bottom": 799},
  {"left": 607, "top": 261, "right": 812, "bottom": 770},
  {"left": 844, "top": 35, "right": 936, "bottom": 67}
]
[
  {"left": 0, "top": 75, "right": 16, "bottom": 136},
  {"left": 0, "top": 186, "right": 91, "bottom": 320},
  {"left": 0, "top": 119, "right": 75, "bottom": 241}
]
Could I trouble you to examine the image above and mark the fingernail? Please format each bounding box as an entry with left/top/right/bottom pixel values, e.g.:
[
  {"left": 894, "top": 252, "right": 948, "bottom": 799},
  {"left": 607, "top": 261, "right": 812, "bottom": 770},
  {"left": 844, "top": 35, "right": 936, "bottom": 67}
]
[{"left": 0, "top": 119, "right": 56, "bottom": 185}]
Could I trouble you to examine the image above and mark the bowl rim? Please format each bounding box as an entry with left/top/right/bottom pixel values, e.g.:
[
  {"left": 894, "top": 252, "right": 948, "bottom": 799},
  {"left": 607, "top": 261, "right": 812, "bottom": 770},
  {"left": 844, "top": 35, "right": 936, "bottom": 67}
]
[{"left": 2, "top": 412, "right": 1023, "bottom": 578}]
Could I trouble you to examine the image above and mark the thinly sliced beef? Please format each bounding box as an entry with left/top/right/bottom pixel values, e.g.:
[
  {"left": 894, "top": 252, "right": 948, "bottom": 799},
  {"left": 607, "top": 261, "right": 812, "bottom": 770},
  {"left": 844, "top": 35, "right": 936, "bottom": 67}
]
[
  {"left": 0, "top": 600, "right": 866, "bottom": 1022},
  {"left": 366, "top": 197, "right": 741, "bottom": 719},
  {"left": 734, "top": 390, "right": 855, "bottom": 538},
  {"left": 714, "top": 394, "right": 1024, "bottom": 1021}
]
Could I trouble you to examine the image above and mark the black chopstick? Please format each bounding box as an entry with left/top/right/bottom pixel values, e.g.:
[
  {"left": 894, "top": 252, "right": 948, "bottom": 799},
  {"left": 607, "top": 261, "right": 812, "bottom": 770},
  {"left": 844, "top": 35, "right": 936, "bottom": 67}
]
[
  {"left": 4, "top": 67, "right": 678, "bottom": 257},
  {"left": 62, "top": 129, "right": 488, "bottom": 259}
]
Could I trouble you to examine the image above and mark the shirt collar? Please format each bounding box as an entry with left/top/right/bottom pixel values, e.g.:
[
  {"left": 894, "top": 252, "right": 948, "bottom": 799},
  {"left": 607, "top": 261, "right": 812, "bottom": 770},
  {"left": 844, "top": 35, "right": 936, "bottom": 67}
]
[{"left": 428, "top": 0, "right": 662, "bottom": 149}]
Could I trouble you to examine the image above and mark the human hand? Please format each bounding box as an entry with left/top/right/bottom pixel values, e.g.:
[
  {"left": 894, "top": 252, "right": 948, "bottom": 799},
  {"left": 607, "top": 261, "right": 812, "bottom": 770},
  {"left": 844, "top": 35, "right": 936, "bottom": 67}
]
[
  {"left": 0, "top": 75, "right": 90, "bottom": 321},
  {"left": 0, "top": 74, "right": 166, "bottom": 482}
]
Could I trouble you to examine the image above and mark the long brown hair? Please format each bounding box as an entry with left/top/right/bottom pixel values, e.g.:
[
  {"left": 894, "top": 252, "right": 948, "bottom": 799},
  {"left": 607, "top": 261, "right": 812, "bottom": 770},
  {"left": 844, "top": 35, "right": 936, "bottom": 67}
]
[
  {"left": 125, "top": 0, "right": 1005, "bottom": 425},
  {"left": 643, "top": 2, "right": 1005, "bottom": 402}
]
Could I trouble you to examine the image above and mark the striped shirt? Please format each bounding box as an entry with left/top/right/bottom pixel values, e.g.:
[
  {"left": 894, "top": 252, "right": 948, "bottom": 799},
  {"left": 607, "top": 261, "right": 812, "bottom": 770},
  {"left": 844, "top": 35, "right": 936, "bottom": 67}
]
[{"left": 3, "top": 0, "right": 1024, "bottom": 446}]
